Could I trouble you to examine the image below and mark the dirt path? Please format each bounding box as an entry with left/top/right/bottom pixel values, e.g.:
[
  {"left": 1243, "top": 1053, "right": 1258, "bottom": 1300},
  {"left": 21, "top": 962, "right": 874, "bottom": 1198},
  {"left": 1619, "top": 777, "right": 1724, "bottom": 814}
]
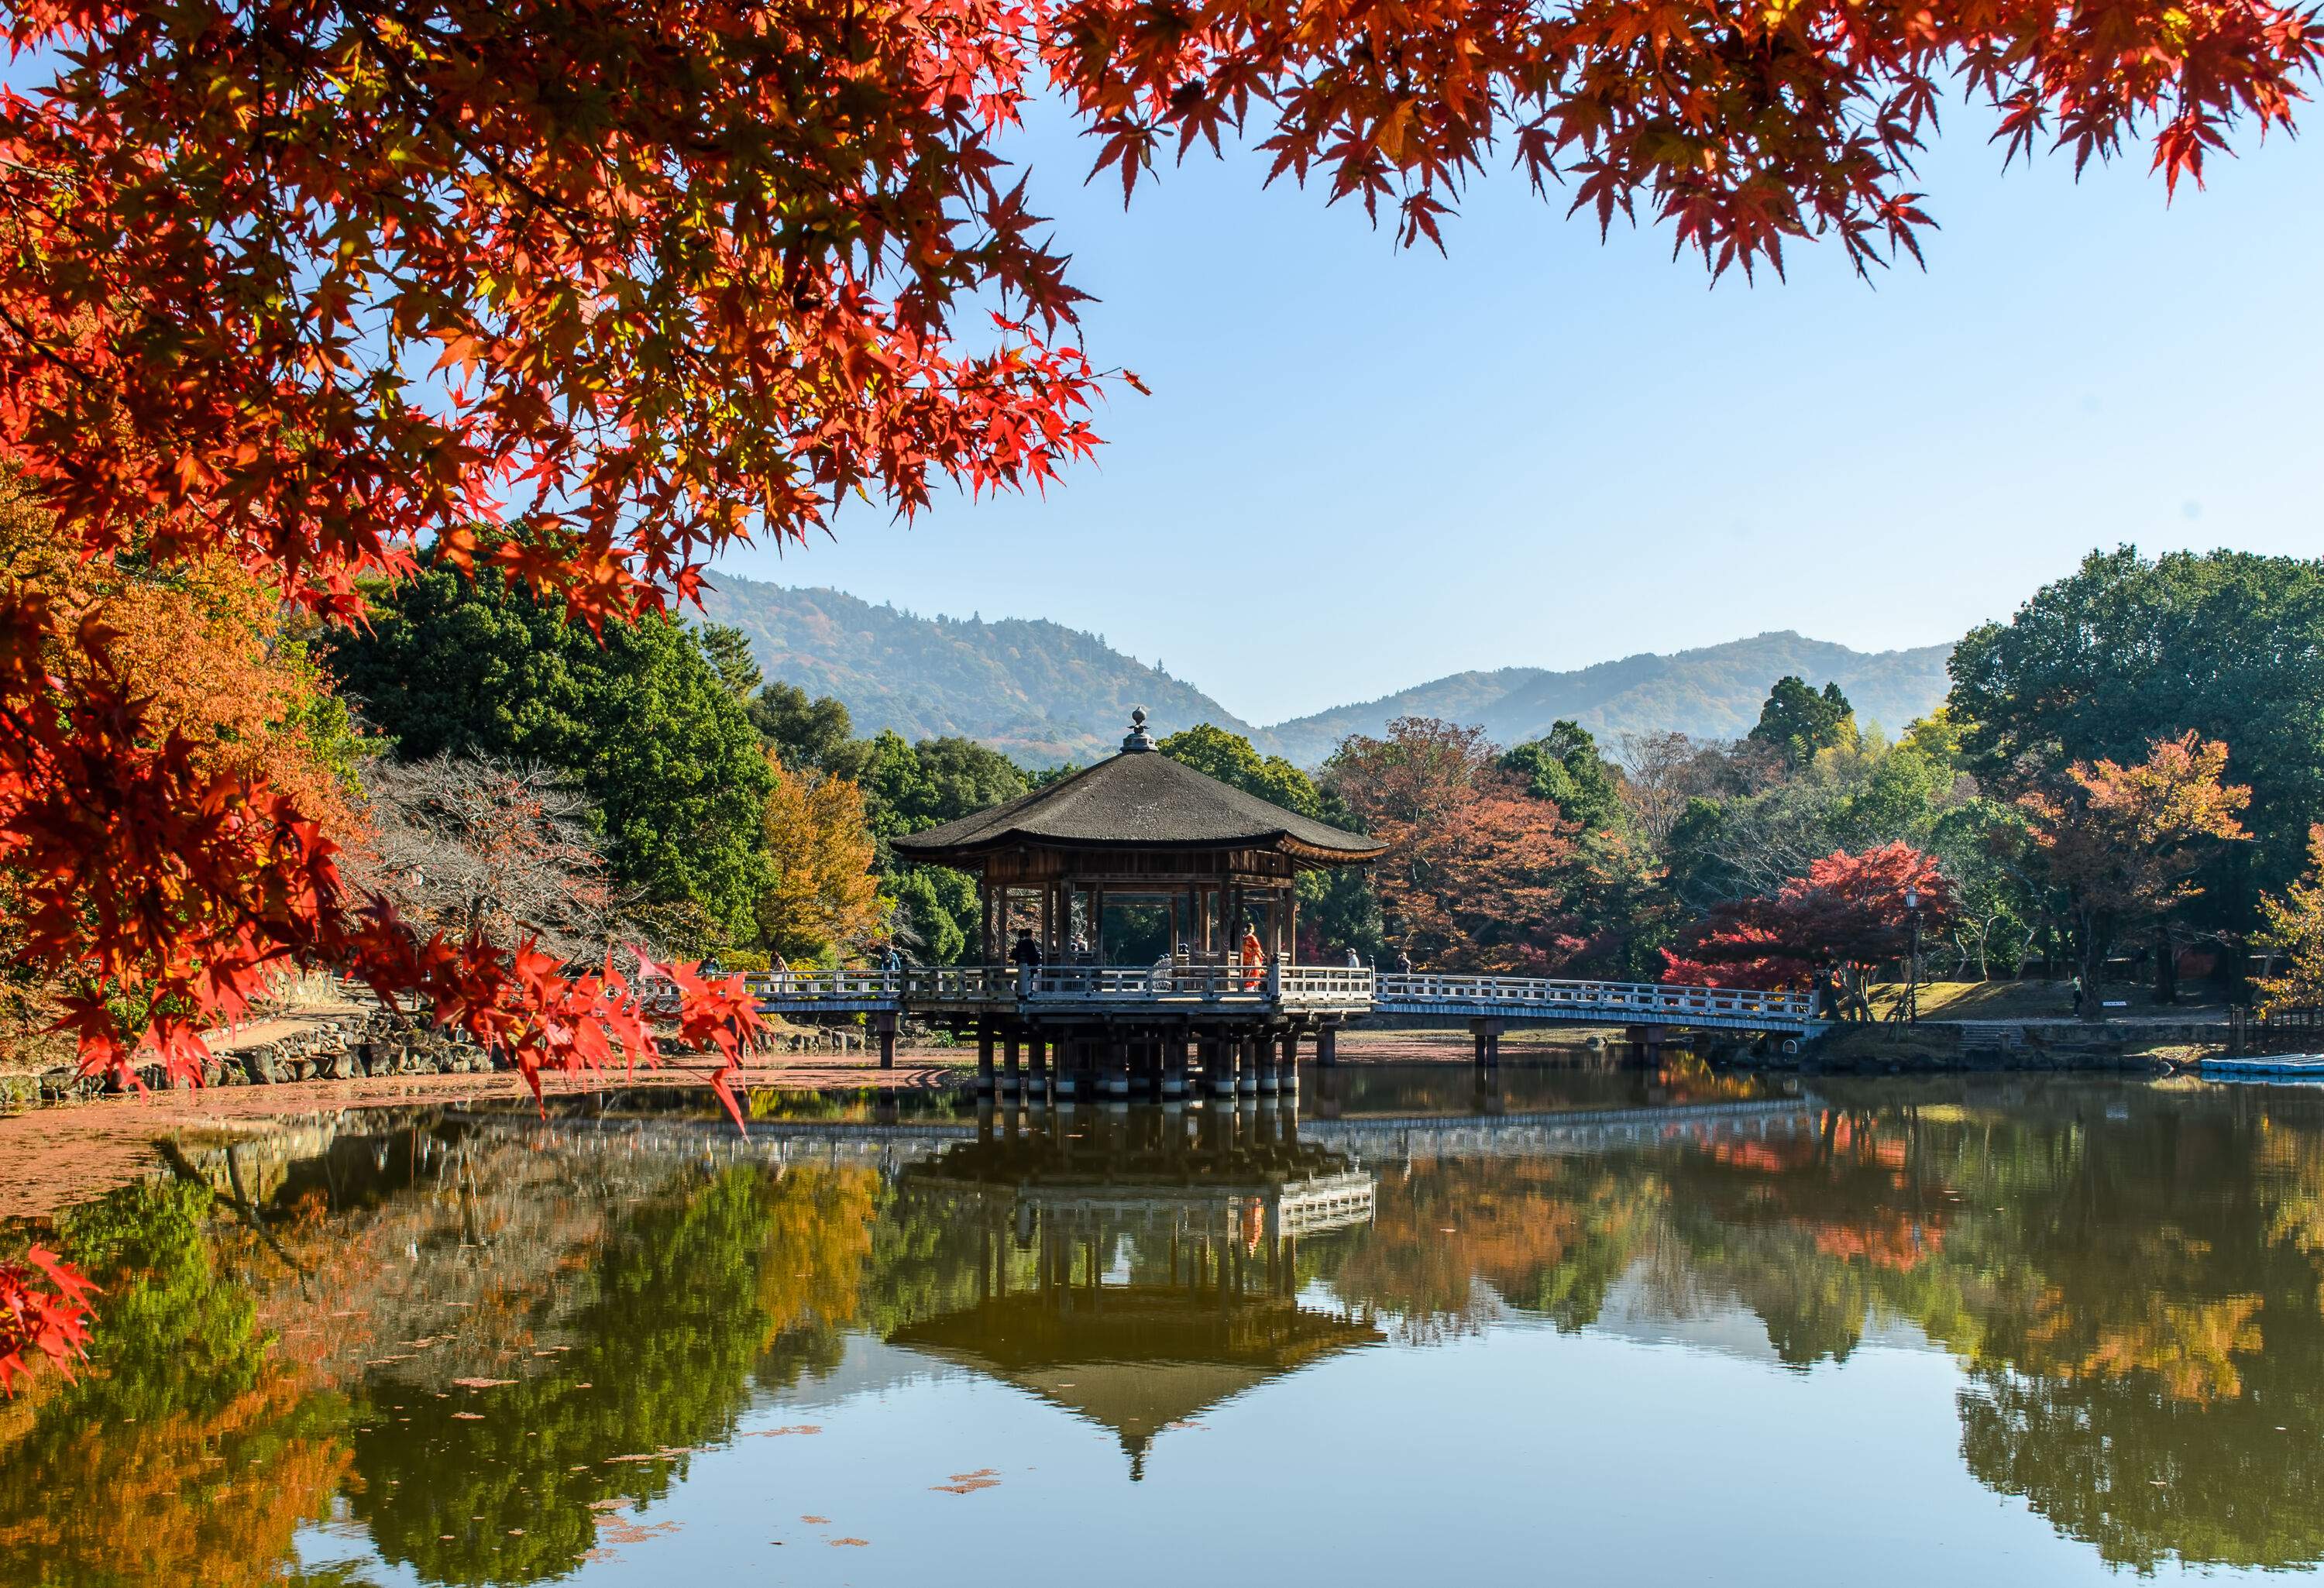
[{"left": 0, "top": 1054, "right": 972, "bottom": 1222}]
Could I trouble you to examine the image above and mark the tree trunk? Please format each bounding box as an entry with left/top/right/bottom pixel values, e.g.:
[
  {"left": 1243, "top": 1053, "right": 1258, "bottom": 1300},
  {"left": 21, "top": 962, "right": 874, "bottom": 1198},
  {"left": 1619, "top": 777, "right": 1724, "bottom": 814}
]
[{"left": 2079, "top": 912, "right": 2106, "bottom": 1022}]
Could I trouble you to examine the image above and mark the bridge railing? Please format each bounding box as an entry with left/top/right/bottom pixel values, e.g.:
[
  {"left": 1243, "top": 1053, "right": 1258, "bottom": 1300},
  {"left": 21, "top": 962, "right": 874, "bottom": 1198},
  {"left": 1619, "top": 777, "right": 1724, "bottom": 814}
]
[
  {"left": 741, "top": 964, "right": 1813, "bottom": 1023},
  {"left": 744, "top": 963, "right": 1377, "bottom": 1009},
  {"left": 1373, "top": 972, "right": 1814, "bottom": 1023}
]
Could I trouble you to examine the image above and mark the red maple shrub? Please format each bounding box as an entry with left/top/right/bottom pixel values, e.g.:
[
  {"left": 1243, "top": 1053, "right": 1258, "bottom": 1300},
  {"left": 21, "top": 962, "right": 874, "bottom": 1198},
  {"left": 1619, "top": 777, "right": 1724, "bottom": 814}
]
[{"left": 1662, "top": 843, "right": 1951, "bottom": 1004}]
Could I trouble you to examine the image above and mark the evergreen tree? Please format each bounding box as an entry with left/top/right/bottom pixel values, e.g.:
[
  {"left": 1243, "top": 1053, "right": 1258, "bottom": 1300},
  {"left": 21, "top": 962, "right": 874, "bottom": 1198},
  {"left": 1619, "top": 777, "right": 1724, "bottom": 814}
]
[{"left": 328, "top": 565, "right": 774, "bottom": 947}]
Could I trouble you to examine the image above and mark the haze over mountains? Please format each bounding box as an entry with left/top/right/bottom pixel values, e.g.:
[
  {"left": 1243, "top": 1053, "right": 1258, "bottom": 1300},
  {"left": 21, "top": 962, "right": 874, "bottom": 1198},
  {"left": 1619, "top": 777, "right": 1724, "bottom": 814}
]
[{"left": 700, "top": 576, "right": 1953, "bottom": 766}]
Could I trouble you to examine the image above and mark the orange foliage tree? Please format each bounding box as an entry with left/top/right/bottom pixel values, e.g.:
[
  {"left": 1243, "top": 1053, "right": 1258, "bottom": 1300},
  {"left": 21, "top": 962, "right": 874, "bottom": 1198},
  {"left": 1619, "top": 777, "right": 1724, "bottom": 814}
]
[
  {"left": 755, "top": 758, "right": 885, "bottom": 967},
  {"left": 1327, "top": 718, "right": 1579, "bottom": 971},
  {"left": 2019, "top": 733, "right": 2251, "bottom": 1013}
]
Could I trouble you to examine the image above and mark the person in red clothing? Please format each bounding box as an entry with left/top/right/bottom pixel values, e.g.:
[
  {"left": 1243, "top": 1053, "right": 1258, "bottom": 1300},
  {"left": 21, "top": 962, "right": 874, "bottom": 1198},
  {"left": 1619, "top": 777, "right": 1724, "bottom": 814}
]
[{"left": 1239, "top": 926, "right": 1264, "bottom": 990}]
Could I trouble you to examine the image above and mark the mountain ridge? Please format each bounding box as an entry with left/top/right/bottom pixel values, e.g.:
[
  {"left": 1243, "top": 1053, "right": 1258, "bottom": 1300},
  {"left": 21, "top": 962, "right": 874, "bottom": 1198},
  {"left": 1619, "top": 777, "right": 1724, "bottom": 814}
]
[{"left": 699, "top": 576, "right": 1953, "bottom": 766}]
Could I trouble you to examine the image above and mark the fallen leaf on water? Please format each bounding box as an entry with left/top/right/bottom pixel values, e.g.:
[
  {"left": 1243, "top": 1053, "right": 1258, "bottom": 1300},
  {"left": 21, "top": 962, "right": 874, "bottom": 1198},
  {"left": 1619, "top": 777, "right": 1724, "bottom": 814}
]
[
  {"left": 454, "top": 1377, "right": 517, "bottom": 1389},
  {"left": 741, "top": 1425, "right": 822, "bottom": 1438},
  {"left": 452, "top": 1411, "right": 485, "bottom": 1421},
  {"left": 932, "top": 1469, "right": 1001, "bottom": 1496},
  {"left": 801, "top": 1515, "right": 830, "bottom": 1524},
  {"left": 830, "top": 1538, "right": 868, "bottom": 1547}
]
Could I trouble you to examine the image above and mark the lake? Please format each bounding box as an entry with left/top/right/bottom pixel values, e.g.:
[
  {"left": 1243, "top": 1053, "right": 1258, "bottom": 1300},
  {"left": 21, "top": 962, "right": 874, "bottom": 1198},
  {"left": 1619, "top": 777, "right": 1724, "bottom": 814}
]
[{"left": 5, "top": 1063, "right": 2322, "bottom": 1586}]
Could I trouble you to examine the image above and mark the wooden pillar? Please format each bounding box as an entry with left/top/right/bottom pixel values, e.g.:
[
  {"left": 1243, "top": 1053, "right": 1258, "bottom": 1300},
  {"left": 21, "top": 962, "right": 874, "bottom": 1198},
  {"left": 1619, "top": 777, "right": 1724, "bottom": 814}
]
[
  {"left": 875, "top": 1011, "right": 896, "bottom": 1071},
  {"left": 1317, "top": 1026, "right": 1338, "bottom": 1067},
  {"left": 1104, "top": 1033, "right": 1130, "bottom": 1101},
  {"left": 1054, "top": 1036, "right": 1078, "bottom": 1100},
  {"left": 1285, "top": 889, "right": 1299, "bottom": 964},
  {"left": 1237, "top": 1035, "right": 1260, "bottom": 1097},
  {"left": 976, "top": 1020, "right": 996, "bottom": 1095},
  {"left": 1208, "top": 1034, "right": 1236, "bottom": 1098},
  {"left": 1279, "top": 1028, "right": 1300, "bottom": 1095},
  {"left": 1002, "top": 1032, "right": 1022, "bottom": 1096},
  {"left": 1163, "top": 1037, "right": 1188, "bottom": 1100},
  {"left": 1030, "top": 1033, "right": 1049, "bottom": 1094}
]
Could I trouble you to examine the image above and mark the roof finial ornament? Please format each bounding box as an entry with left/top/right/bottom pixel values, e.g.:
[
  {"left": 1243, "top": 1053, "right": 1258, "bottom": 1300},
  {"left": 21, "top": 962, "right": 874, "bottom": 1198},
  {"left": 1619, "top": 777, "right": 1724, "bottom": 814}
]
[{"left": 1122, "top": 707, "right": 1154, "bottom": 753}]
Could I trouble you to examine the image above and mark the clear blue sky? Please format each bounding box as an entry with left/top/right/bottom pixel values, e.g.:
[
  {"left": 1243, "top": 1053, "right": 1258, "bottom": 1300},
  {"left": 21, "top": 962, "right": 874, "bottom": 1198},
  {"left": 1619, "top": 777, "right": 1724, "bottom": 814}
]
[{"left": 710, "top": 98, "right": 2323, "bottom": 728}]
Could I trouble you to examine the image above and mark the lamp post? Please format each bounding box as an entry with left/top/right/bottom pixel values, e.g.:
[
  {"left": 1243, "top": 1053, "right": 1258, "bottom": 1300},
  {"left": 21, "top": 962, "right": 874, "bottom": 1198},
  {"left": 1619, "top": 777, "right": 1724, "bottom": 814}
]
[{"left": 1904, "top": 886, "right": 1922, "bottom": 1024}]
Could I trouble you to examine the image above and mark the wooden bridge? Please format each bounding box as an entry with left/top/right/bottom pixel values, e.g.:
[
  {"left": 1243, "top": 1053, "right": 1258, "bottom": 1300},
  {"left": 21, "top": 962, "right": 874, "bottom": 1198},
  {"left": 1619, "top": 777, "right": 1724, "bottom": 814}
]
[{"left": 742, "top": 964, "right": 1823, "bottom": 1038}]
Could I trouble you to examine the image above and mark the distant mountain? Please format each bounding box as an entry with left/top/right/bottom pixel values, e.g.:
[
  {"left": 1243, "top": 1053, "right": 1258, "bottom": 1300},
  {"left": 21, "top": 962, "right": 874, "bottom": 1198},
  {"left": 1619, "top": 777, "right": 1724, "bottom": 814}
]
[
  {"left": 1251, "top": 632, "right": 1954, "bottom": 765},
  {"left": 699, "top": 579, "right": 1953, "bottom": 768},
  {"left": 698, "top": 576, "right": 1253, "bottom": 765}
]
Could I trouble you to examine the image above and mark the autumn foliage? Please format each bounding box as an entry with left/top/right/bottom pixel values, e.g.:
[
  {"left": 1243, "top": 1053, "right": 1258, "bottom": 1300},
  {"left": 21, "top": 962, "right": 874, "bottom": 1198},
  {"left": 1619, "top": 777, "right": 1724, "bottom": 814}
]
[
  {"left": 1662, "top": 841, "right": 1951, "bottom": 995},
  {"left": 1329, "top": 718, "right": 1579, "bottom": 971},
  {"left": 0, "top": 1248, "right": 95, "bottom": 1394},
  {"left": 2256, "top": 824, "right": 2324, "bottom": 1013},
  {"left": 2019, "top": 732, "right": 2251, "bottom": 1002}
]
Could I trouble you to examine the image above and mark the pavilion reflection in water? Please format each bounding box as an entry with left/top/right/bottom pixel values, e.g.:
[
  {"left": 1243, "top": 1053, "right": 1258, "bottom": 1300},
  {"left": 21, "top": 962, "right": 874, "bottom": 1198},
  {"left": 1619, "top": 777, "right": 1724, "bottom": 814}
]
[{"left": 889, "top": 1102, "right": 1382, "bottom": 1476}]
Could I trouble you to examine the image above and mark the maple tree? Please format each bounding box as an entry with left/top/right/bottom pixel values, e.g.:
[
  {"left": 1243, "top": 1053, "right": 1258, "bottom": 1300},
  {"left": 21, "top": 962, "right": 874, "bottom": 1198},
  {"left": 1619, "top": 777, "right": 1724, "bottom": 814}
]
[
  {"left": 1662, "top": 841, "right": 1951, "bottom": 1010},
  {"left": 2018, "top": 732, "right": 2250, "bottom": 1015},
  {"left": 1327, "top": 717, "right": 1580, "bottom": 971}
]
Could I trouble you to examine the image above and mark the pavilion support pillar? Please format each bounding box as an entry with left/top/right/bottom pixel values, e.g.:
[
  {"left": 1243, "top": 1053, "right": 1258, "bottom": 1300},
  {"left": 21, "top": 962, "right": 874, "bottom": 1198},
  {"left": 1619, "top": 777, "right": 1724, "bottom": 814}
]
[
  {"left": 1236, "top": 1035, "right": 1260, "bottom": 1098},
  {"left": 1162, "top": 1037, "right": 1188, "bottom": 1101},
  {"left": 875, "top": 1011, "right": 896, "bottom": 1071},
  {"left": 1029, "top": 1034, "right": 1049, "bottom": 1099},
  {"left": 1207, "top": 1034, "right": 1236, "bottom": 1098},
  {"left": 1054, "top": 1035, "right": 1079, "bottom": 1101},
  {"left": 1279, "top": 1028, "right": 1300, "bottom": 1097},
  {"left": 1103, "top": 1033, "right": 1131, "bottom": 1102},
  {"left": 976, "top": 1020, "right": 996, "bottom": 1097},
  {"left": 1002, "top": 1033, "right": 1022, "bottom": 1097},
  {"left": 1317, "top": 1025, "right": 1338, "bottom": 1068}
]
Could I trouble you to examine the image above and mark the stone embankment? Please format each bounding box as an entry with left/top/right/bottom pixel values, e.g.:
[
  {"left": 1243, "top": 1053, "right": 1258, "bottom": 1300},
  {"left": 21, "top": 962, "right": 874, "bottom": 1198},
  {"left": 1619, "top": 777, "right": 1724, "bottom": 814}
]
[
  {"left": 5, "top": 1003, "right": 939, "bottom": 1111},
  {"left": 1738, "top": 1016, "right": 2226, "bottom": 1074}
]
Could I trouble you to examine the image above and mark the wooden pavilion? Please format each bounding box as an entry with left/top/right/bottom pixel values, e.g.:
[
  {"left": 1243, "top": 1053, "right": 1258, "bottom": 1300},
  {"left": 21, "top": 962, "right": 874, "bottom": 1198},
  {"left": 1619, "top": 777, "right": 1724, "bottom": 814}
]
[{"left": 889, "top": 710, "right": 1386, "bottom": 1099}]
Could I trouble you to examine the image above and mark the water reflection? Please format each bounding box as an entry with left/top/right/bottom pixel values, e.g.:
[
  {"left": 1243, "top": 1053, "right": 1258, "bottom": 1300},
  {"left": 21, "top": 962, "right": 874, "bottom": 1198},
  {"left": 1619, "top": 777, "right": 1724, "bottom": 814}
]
[
  {"left": 0, "top": 1072, "right": 2321, "bottom": 1582},
  {"left": 892, "top": 1106, "right": 1380, "bottom": 1476}
]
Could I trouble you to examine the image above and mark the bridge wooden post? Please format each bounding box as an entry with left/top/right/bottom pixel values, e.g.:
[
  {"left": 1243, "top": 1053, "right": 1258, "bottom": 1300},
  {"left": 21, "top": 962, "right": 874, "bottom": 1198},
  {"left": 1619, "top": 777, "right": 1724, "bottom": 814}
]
[
  {"left": 1279, "top": 1028, "right": 1300, "bottom": 1095},
  {"left": 1104, "top": 1032, "right": 1131, "bottom": 1101},
  {"left": 1054, "top": 1035, "right": 1078, "bottom": 1100},
  {"left": 975, "top": 1021, "right": 995, "bottom": 1097},
  {"left": 1002, "top": 1033, "right": 1021, "bottom": 1097},
  {"left": 1316, "top": 1025, "right": 1337, "bottom": 1068},
  {"left": 1236, "top": 1035, "right": 1260, "bottom": 1097},
  {"left": 1029, "top": 1033, "right": 1049, "bottom": 1098},
  {"left": 1162, "top": 1036, "right": 1188, "bottom": 1100},
  {"left": 875, "top": 1011, "right": 896, "bottom": 1071}
]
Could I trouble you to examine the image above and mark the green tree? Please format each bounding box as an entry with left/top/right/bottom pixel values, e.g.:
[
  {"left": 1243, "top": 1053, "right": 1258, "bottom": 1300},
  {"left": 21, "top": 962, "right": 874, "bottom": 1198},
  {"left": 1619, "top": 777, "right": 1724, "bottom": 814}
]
[
  {"left": 1949, "top": 547, "right": 2324, "bottom": 913},
  {"left": 696, "top": 624, "right": 764, "bottom": 701},
  {"left": 1500, "top": 720, "right": 1626, "bottom": 833},
  {"left": 328, "top": 565, "right": 774, "bottom": 947},
  {"left": 748, "top": 682, "right": 861, "bottom": 776},
  {"left": 1748, "top": 677, "right": 1858, "bottom": 768},
  {"left": 1157, "top": 723, "right": 1325, "bottom": 818},
  {"left": 848, "top": 732, "right": 1029, "bottom": 961}
]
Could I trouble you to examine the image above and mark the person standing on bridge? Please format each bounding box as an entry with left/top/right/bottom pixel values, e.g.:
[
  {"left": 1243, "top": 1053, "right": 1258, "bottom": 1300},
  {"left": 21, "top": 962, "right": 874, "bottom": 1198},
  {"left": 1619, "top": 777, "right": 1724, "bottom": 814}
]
[
  {"left": 1346, "top": 947, "right": 1363, "bottom": 970},
  {"left": 1240, "top": 925, "right": 1265, "bottom": 990}
]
